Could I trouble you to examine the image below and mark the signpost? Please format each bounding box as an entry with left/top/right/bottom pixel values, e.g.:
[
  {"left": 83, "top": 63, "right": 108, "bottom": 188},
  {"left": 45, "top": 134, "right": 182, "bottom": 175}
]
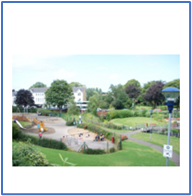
[{"left": 163, "top": 145, "right": 173, "bottom": 158}]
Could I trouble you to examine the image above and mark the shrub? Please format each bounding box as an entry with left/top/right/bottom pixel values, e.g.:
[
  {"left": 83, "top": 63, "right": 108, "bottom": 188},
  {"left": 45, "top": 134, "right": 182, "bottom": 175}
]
[
  {"left": 83, "top": 148, "right": 106, "bottom": 154},
  {"left": 141, "top": 109, "right": 147, "bottom": 117},
  {"left": 117, "top": 141, "right": 122, "bottom": 150},
  {"left": 145, "top": 111, "right": 151, "bottom": 118},
  {"left": 12, "top": 127, "right": 67, "bottom": 150},
  {"left": 121, "top": 135, "right": 128, "bottom": 141},
  {"left": 66, "top": 120, "right": 74, "bottom": 126},
  {"left": 12, "top": 141, "right": 49, "bottom": 166},
  {"left": 171, "top": 129, "right": 179, "bottom": 134},
  {"left": 109, "top": 147, "right": 116, "bottom": 153},
  {"left": 12, "top": 123, "right": 22, "bottom": 140}
]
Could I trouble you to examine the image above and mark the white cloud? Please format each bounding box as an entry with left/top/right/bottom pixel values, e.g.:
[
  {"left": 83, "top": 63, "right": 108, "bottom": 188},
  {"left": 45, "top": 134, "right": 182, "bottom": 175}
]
[{"left": 109, "top": 74, "right": 119, "bottom": 79}]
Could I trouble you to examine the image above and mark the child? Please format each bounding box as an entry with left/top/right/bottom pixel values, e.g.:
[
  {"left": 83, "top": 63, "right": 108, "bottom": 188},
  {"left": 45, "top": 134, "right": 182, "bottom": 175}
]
[{"left": 39, "top": 132, "right": 42, "bottom": 139}]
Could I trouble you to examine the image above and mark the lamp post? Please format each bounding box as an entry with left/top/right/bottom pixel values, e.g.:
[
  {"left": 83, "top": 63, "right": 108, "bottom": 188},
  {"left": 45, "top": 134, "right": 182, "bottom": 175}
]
[
  {"left": 162, "top": 87, "right": 180, "bottom": 166},
  {"left": 149, "top": 109, "right": 153, "bottom": 141}
]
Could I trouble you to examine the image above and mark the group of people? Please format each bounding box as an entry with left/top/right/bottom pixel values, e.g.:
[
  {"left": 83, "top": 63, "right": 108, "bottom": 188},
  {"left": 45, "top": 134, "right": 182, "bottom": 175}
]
[{"left": 94, "top": 133, "right": 104, "bottom": 141}]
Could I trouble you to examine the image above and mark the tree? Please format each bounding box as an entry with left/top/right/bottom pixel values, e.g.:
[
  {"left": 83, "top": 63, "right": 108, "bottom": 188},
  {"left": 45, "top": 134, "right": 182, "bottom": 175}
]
[
  {"left": 125, "top": 85, "right": 141, "bottom": 109},
  {"left": 15, "top": 89, "right": 34, "bottom": 107},
  {"left": 143, "top": 81, "right": 165, "bottom": 108},
  {"left": 45, "top": 80, "right": 73, "bottom": 113},
  {"left": 29, "top": 82, "right": 47, "bottom": 89},
  {"left": 163, "top": 79, "right": 180, "bottom": 89},
  {"left": 86, "top": 88, "right": 102, "bottom": 100},
  {"left": 69, "top": 82, "right": 86, "bottom": 88},
  {"left": 88, "top": 96, "right": 99, "bottom": 115},
  {"left": 124, "top": 79, "right": 141, "bottom": 89},
  {"left": 68, "top": 100, "right": 80, "bottom": 115}
]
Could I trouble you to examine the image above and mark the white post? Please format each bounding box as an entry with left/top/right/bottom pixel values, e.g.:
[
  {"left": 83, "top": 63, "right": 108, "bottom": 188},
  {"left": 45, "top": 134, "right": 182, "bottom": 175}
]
[{"left": 166, "top": 112, "right": 172, "bottom": 166}]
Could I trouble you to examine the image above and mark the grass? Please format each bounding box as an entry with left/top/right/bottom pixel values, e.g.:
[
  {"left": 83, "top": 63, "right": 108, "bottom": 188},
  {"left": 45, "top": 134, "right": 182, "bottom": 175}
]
[
  {"left": 19, "top": 121, "right": 31, "bottom": 127},
  {"left": 131, "top": 132, "right": 180, "bottom": 154},
  {"left": 135, "top": 106, "right": 152, "bottom": 110},
  {"left": 12, "top": 140, "right": 177, "bottom": 166},
  {"left": 111, "top": 117, "right": 168, "bottom": 127}
]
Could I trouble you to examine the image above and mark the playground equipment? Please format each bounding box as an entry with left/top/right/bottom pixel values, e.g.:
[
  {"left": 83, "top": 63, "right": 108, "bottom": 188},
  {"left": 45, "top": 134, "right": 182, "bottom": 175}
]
[
  {"left": 38, "top": 121, "right": 47, "bottom": 132},
  {"left": 14, "top": 120, "right": 26, "bottom": 129}
]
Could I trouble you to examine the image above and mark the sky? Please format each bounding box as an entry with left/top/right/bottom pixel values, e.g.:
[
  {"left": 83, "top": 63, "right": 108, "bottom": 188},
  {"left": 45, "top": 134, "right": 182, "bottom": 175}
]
[{"left": 12, "top": 55, "right": 180, "bottom": 92}]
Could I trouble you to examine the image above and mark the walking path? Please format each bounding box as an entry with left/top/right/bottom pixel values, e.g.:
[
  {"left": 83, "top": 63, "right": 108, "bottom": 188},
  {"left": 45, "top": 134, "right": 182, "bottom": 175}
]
[{"left": 119, "top": 130, "right": 180, "bottom": 166}]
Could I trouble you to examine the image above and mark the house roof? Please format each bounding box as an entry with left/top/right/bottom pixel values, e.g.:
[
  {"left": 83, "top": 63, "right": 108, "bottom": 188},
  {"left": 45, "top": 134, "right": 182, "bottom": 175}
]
[
  {"left": 30, "top": 88, "right": 48, "bottom": 93},
  {"left": 72, "top": 87, "right": 86, "bottom": 93}
]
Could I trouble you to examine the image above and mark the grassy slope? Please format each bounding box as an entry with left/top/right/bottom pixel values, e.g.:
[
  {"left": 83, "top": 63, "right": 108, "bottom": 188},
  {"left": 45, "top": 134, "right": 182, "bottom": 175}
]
[
  {"left": 33, "top": 140, "right": 176, "bottom": 166},
  {"left": 131, "top": 132, "right": 180, "bottom": 154},
  {"left": 111, "top": 117, "right": 167, "bottom": 127},
  {"left": 19, "top": 121, "right": 31, "bottom": 127}
]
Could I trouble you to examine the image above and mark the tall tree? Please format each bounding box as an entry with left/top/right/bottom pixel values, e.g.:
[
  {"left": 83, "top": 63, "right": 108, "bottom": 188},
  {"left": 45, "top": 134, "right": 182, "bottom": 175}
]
[
  {"left": 163, "top": 79, "right": 180, "bottom": 89},
  {"left": 86, "top": 88, "right": 102, "bottom": 100},
  {"left": 125, "top": 85, "right": 141, "bottom": 109},
  {"left": 68, "top": 99, "right": 80, "bottom": 115},
  {"left": 69, "top": 82, "right": 86, "bottom": 88},
  {"left": 15, "top": 89, "right": 34, "bottom": 107},
  {"left": 29, "top": 82, "right": 47, "bottom": 89},
  {"left": 88, "top": 96, "right": 99, "bottom": 115},
  {"left": 124, "top": 79, "right": 141, "bottom": 89},
  {"left": 143, "top": 81, "right": 165, "bottom": 108},
  {"left": 45, "top": 80, "right": 73, "bottom": 113}
]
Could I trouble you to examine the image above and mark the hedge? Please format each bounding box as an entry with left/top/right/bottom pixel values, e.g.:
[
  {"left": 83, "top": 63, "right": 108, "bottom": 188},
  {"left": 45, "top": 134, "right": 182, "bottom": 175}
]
[{"left": 12, "top": 123, "right": 67, "bottom": 150}]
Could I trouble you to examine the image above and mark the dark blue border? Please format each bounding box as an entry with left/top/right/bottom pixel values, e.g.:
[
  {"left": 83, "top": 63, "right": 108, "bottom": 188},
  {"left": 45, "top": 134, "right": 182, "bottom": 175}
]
[{"left": 1, "top": 1, "right": 191, "bottom": 195}]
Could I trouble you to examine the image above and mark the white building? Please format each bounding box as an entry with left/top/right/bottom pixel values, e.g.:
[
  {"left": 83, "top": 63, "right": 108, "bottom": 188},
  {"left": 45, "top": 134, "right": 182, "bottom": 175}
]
[
  {"left": 12, "top": 87, "right": 88, "bottom": 110},
  {"left": 30, "top": 88, "right": 48, "bottom": 106}
]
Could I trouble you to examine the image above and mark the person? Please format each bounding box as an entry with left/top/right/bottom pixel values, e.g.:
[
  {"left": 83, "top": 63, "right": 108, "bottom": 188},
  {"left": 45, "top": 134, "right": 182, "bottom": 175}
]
[
  {"left": 62, "top": 136, "right": 65, "bottom": 142},
  {"left": 39, "top": 132, "right": 42, "bottom": 139}
]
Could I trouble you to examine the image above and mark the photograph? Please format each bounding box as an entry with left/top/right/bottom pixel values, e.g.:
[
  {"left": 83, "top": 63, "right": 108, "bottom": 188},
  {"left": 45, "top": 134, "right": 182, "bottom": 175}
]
[{"left": 12, "top": 54, "right": 180, "bottom": 167}]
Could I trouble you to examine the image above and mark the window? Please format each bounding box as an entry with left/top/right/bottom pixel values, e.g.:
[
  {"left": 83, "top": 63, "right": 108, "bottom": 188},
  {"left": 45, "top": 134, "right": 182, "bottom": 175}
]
[
  {"left": 78, "top": 99, "right": 81, "bottom": 101},
  {"left": 78, "top": 93, "right": 81, "bottom": 96}
]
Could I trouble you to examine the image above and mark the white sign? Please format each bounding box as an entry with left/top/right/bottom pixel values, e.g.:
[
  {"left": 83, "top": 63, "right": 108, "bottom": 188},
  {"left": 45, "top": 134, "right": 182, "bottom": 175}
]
[{"left": 163, "top": 145, "right": 173, "bottom": 158}]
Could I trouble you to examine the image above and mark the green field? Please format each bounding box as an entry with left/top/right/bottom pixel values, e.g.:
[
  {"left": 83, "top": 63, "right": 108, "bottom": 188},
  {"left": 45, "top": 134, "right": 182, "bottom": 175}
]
[
  {"left": 33, "top": 141, "right": 176, "bottom": 166},
  {"left": 111, "top": 117, "right": 167, "bottom": 127},
  {"left": 131, "top": 132, "right": 180, "bottom": 154}
]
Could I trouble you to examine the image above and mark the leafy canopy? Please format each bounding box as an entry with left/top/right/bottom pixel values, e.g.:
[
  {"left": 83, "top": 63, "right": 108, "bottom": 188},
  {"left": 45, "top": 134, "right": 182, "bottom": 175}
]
[
  {"left": 29, "top": 82, "right": 47, "bottom": 89},
  {"left": 124, "top": 79, "right": 141, "bottom": 89},
  {"left": 45, "top": 80, "right": 73, "bottom": 112},
  {"left": 15, "top": 89, "right": 34, "bottom": 107}
]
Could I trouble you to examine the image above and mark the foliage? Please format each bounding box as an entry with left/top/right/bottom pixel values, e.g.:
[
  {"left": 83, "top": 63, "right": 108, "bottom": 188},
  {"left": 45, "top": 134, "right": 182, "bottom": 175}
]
[
  {"left": 15, "top": 89, "right": 34, "bottom": 107},
  {"left": 12, "top": 141, "right": 49, "bottom": 166},
  {"left": 163, "top": 79, "right": 180, "bottom": 89},
  {"left": 67, "top": 100, "right": 80, "bottom": 115},
  {"left": 12, "top": 123, "right": 22, "bottom": 140},
  {"left": 125, "top": 84, "right": 141, "bottom": 99},
  {"left": 12, "top": 125, "right": 68, "bottom": 150},
  {"left": 109, "top": 147, "right": 116, "bottom": 153},
  {"left": 121, "top": 135, "right": 128, "bottom": 141},
  {"left": 12, "top": 106, "right": 23, "bottom": 113},
  {"left": 69, "top": 82, "right": 86, "bottom": 88},
  {"left": 29, "top": 82, "right": 47, "bottom": 89},
  {"left": 59, "top": 154, "right": 76, "bottom": 166},
  {"left": 86, "top": 88, "right": 102, "bottom": 100},
  {"left": 45, "top": 80, "right": 73, "bottom": 112},
  {"left": 66, "top": 120, "right": 74, "bottom": 126},
  {"left": 124, "top": 79, "right": 141, "bottom": 89},
  {"left": 83, "top": 148, "right": 106, "bottom": 154},
  {"left": 143, "top": 81, "right": 165, "bottom": 108},
  {"left": 88, "top": 96, "right": 99, "bottom": 115}
]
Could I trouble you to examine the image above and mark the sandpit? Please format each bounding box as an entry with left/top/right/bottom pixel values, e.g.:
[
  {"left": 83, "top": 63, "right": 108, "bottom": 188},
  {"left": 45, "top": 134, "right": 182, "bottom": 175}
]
[
  {"left": 23, "top": 126, "right": 56, "bottom": 134},
  {"left": 67, "top": 128, "right": 97, "bottom": 141}
]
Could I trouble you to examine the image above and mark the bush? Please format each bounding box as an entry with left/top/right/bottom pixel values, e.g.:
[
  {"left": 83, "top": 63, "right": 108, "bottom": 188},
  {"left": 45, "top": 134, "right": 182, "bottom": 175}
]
[
  {"left": 121, "top": 135, "right": 128, "bottom": 141},
  {"left": 145, "top": 111, "right": 151, "bottom": 118},
  {"left": 171, "top": 129, "right": 179, "bottom": 134},
  {"left": 12, "top": 141, "right": 49, "bottom": 166},
  {"left": 12, "top": 123, "right": 22, "bottom": 139},
  {"left": 66, "top": 120, "right": 74, "bottom": 126},
  {"left": 12, "top": 125, "right": 68, "bottom": 150},
  {"left": 141, "top": 109, "right": 147, "bottom": 117},
  {"left": 109, "top": 147, "right": 116, "bottom": 153},
  {"left": 118, "top": 141, "right": 122, "bottom": 150},
  {"left": 83, "top": 148, "right": 106, "bottom": 154}
]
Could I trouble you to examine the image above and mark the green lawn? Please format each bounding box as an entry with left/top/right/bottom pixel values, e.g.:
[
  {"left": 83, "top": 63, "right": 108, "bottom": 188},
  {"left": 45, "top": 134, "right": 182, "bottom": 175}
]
[
  {"left": 131, "top": 132, "right": 180, "bottom": 154},
  {"left": 19, "top": 121, "right": 31, "bottom": 127},
  {"left": 34, "top": 140, "right": 176, "bottom": 166},
  {"left": 111, "top": 117, "right": 167, "bottom": 127}
]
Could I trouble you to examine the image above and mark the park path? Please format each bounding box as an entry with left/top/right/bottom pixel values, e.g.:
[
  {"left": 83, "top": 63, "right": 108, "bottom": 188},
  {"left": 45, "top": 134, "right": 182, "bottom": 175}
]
[{"left": 119, "top": 130, "right": 180, "bottom": 166}]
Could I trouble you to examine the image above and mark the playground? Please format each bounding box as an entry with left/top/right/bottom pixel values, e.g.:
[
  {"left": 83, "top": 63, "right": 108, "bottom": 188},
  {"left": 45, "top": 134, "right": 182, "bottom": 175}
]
[{"left": 12, "top": 113, "right": 115, "bottom": 152}]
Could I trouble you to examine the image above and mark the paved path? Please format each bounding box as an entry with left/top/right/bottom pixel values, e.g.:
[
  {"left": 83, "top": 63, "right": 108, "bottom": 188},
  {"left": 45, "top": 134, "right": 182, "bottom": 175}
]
[
  {"left": 19, "top": 114, "right": 115, "bottom": 152},
  {"left": 119, "top": 130, "right": 180, "bottom": 166}
]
